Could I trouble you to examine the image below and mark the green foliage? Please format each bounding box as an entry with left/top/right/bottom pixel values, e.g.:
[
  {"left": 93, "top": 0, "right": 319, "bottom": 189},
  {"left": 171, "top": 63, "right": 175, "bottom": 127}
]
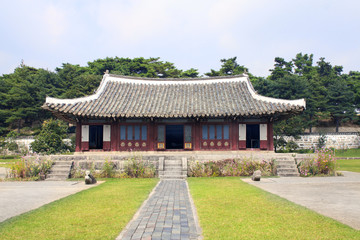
[
  {"left": 205, "top": 57, "right": 248, "bottom": 77},
  {"left": 124, "top": 156, "right": 156, "bottom": 178},
  {"left": 30, "top": 119, "right": 69, "bottom": 154},
  {"left": 8, "top": 154, "right": 53, "bottom": 180},
  {"left": 317, "top": 134, "right": 327, "bottom": 149},
  {"left": 188, "top": 158, "right": 275, "bottom": 177},
  {"left": 286, "top": 140, "right": 299, "bottom": 152},
  {"left": 100, "top": 160, "right": 116, "bottom": 178},
  {"left": 297, "top": 148, "right": 337, "bottom": 176},
  {"left": 0, "top": 54, "right": 359, "bottom": 138}
]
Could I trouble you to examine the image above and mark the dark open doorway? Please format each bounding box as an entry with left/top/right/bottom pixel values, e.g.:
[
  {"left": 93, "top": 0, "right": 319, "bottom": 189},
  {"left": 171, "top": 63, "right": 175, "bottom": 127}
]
[
  {"left": 89, "top": 125, "right": 103, "bottom": 149},
  {"left": 166, "top": 125, "right": 184, "bottom": 149},
  {"left": 246, "top": 124, "right": 260, "bottom": 148}
]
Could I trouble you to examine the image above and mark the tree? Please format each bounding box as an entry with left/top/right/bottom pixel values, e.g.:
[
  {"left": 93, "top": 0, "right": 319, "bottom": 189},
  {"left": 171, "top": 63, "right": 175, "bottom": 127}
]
[
  {"left": 326, "top": 79, "right": 355, "bottom": 132},
  {"left": 269, "top": 57, "right": 293, "bottom": 80},
  {"left": 180, "top": 68, "right": 199, "bottom": 78},
  {"left": 31, "top": 119, "right": 69, "bottom": 154},
  {"left": 205, "top": 57, "right": 248, "bottom": 77}
]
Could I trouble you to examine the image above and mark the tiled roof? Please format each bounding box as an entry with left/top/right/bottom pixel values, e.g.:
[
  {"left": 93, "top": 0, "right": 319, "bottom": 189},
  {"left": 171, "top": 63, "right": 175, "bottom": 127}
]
[{"left": 43, "top": 74, "right": 305, "bottom": 121}]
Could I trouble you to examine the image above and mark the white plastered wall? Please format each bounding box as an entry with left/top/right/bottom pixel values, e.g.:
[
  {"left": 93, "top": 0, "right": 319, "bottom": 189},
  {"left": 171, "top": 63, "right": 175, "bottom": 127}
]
[
  {"left": 239, "top": 124, "right": 246, "bottom": 140},
  {"left": 81, "top": 125, "right": 89, "bottom": 142},
  {"left": 103, "top": 125, "right": 111, "bottom": 141},
  {"left": 260, "top": 124, "right": 267, "bottom": 140}
]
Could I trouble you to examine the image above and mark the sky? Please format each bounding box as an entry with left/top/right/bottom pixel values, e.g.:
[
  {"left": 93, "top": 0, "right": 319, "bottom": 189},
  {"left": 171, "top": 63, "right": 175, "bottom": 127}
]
[{"left": 0, "top": 0, "right": 360, "bottom": 77}]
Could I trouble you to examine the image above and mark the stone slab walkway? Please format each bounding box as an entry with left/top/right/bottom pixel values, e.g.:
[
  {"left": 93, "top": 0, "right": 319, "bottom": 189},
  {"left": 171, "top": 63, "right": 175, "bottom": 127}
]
[
  {"left": 243, "top": 171, "right": 360, "bottom": 230},
  {"left": 0, "top": 181, "right": 100, "bottom": 222},
  {"left": 117, "top": 180, "right": 202, "bottom": 240}
]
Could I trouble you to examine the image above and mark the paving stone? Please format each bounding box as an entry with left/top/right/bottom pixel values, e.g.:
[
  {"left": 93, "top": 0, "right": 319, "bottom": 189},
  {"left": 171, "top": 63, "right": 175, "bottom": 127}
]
[{"left": 117, "top": 180, "right": 201, "bottom": 239}]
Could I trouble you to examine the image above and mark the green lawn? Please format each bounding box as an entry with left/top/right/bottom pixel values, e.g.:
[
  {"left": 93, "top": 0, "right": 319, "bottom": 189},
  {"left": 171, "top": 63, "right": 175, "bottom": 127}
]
[
  {"left": 0, "top": 155, "right": 20, "bottom": 168},
  {"left": 188, "top": 177, "right": 360, "bottom": 240},
  {"left": 338, "top": 159, "right": 360, "bottom": 173},
  {"left": 335, "top": 148, "right": 360, "bottom": 158},
  {"left": 0, "top": 178, "right": 158, "bottom": 240}
]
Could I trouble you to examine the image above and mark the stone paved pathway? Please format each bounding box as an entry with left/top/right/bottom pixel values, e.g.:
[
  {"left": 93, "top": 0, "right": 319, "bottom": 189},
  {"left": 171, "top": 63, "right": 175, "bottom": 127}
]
[{"left": 117, "top": 180, "right": 201, "bottom": 240}]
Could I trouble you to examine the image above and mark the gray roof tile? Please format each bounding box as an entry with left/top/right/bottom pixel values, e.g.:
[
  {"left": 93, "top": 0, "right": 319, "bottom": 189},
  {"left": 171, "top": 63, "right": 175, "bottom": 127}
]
[{"left": 43, "top": 74, "right": 305, "bottom": 120}]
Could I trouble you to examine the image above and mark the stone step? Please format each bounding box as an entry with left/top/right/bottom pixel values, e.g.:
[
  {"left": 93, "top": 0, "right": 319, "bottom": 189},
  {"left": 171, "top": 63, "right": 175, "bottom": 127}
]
[
  {"left": 54, "top": 162, "right": 73, "bottom": 167},
  {"left": 50, "top": 170, "right": 70, "bottom": 175},
  {"left": 277, "top": 165, "right": 297, "bottom": 169},
  {"left": 160, "top": 175, "right": 187, "bottom": 179},
  {"left": 47, "top": 172, "right": 70, "bottom": 177},
  {"left": 278, "top": 172, "right": 299, "bottom": 177},
  {"left": 166, "top": 163, "right": 182, "bottom": 165},
  {"left": 165, "top": 166, "right": 182, "bottom": 170},
  {"left": 162, "top": 171, "right": 182, "bottom": 175},
  {"left": 278, "top": 168, "right": 298, "bottom": 172},
  {"left": 51, "top": 165, "right": 71, "bottom": 170},
  {"left": 45, "top": 176, "right": 67, "bottom": 181},
  {"left": 276, "top": 159, "right": 296, "bottom": 164}
]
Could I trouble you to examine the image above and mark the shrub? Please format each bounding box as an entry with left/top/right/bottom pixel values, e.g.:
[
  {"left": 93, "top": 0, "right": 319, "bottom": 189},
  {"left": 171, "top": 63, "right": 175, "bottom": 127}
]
[
  {"left": 317, "top": 134, "right": 327, "bottom": 149},
  {"left": 100, "top": 160, "right": 116, "bottom": 178},
  {"left": 286, "top": 140, "right": 299, "bottom": 152},
  {"left": 188, "top": 158, "right": 275, "bottom": 177},
  {"left": 31, "top": 119, "right": 70, "bottom": 154},
  {"left": 124, "top": 156, "right": 156, "bottom": 178},
  {"left": 8, "top": 154, "right": 53, "bottom": 180},
  {"left": 297, "top": 147, "right": 336, "bottom": 177}
]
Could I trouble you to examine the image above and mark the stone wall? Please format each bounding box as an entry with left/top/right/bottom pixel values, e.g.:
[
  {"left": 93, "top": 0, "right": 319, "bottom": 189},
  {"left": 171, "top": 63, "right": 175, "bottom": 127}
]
[{"left": 284, "top": 132, "right": 360, "bottom": 149}]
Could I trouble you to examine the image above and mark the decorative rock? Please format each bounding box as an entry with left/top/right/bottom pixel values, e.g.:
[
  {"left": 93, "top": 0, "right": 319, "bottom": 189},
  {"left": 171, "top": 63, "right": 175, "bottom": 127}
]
[
  {"left": 252, "top": 170, "right": 261, "bottom": 181},
  {"left": 85, "top": 170, "right": 97, "bottom": 184}
]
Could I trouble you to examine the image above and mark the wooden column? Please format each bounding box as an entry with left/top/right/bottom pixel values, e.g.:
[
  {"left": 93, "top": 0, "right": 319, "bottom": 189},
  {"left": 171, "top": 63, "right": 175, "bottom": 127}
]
[
  {"left": 111, "top": 123, "right": 118, "bottom": 151},
  {"left": 268, "top": 122, "right": 274, "bottom": 151},
  {"left": 194, "top": 122, "right": 201, "bottom": 150},
  {"left": 149, "top": 122, "right": 155, "bottom": 151},
  {"left": 231, "top": 121, "right": 238, "bottom": 150},
  {"left": 75, "top": 123, "right": 81, "bottom": 152}
]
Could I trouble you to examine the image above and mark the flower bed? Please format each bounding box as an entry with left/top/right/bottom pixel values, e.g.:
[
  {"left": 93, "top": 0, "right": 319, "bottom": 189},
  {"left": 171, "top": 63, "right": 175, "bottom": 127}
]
[
  {"left": 8, "top": 154, "right": 53, "bottom": 180},
  {"left": 188, "top": 158, "right": 276, "bottom": 177},
  {"left": 297, "top": 148, "right": 337, "bottom": 176}
]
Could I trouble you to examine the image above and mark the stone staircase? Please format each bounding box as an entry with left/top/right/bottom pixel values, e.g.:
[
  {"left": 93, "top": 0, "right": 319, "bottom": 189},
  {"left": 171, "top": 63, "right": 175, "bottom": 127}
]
[
  {"left": 46, "top": 160, "right": 73, "bottom": 181},
  {"left": 275, "top": 157, "right": 299, "bottom": 177},
  {"left": 159, "top": 156, "right": 187, "bottom": 180}
]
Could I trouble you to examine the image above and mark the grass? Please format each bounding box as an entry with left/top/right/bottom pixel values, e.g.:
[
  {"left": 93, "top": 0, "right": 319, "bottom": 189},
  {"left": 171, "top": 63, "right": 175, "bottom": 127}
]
[
  {"left": 338, "top": 159, "right": 360, "bottom": 173},
  {"left": 0, "top": 156, "right": 20, "bottom": 168},
  {"left": 188, "top": 177, "right": 360, "bottom": 239},
  {"left": 0, "top": 178, "right": 158, "bottom": 240},
  {"left": 335, "top": 148, "right": 360, "bottom": 158}
]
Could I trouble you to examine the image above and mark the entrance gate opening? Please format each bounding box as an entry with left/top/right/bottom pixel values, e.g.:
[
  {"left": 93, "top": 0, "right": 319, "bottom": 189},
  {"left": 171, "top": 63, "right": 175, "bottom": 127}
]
[
  {"left": 246, "top": 124, "right": 260, "bottom": 148},
  {"left": 89, "top": 125, "right": 103, "bottom": 149},
  {"left": 166, "top": 125, "right": 184, "bottom": 149}
]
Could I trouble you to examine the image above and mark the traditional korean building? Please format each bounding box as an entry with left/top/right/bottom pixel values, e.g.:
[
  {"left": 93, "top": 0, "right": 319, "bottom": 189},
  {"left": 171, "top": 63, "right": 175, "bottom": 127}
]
[{"left": 43, "top": 73, "right": 305, "bottom": 152}]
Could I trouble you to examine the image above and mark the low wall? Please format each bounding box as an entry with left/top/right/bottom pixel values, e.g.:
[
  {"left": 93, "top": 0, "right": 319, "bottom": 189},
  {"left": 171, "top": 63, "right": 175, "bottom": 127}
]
[{"left": 284, "top": 132, "right": 360, "bottom": 149}]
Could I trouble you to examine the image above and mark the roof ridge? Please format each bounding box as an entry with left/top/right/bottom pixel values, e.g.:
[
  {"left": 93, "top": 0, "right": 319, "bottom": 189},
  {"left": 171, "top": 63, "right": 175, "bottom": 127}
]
[{"left": 107, "top": 73, "right": 248, "bottom": 81}]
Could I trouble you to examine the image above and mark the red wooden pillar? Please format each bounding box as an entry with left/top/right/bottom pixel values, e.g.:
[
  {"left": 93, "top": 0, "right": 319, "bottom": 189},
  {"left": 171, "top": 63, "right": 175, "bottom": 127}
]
[
  {"left": 268, "top": 122, "right": 274, "bottom": 151},
  {"left": 149, "top": 122, "right": 155, "bottom": 151},
  {"left": 75, "top": 123, "right": 81, "bottom": 152},
  {"left": 111, "top": 123, "right": 118, "bottom": 151},
  {"left": 231, "top": 121, "right": 238, "bottom": 150},
  {"left": 194, "top": 122, "right": 201, "bottom": 150}
]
